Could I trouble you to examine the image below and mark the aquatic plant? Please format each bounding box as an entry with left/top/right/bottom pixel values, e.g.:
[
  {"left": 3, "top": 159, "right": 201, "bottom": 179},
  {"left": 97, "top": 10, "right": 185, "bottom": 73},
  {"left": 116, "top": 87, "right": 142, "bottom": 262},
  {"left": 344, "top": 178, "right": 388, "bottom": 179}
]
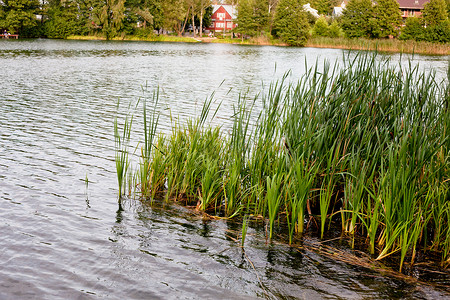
[
  {"left": 114, "top": 102, "right": 133, "bottom": 198},
  {"left": 241, "top": 215, "right": 249, "bottom": 247},
  {"left": 116, "top": 52, "right": 450, "bottom": 269}
]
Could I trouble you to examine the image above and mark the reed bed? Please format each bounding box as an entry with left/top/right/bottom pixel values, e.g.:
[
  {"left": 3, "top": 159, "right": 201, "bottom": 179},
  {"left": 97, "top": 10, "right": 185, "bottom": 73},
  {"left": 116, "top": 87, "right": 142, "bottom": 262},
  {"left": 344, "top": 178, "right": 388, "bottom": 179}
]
[
  {"left": 115, "top": 52, "right": 449, "bottom": 271},
  {"left": 307, "top": 37, "right": 450, "bottom": 56}
]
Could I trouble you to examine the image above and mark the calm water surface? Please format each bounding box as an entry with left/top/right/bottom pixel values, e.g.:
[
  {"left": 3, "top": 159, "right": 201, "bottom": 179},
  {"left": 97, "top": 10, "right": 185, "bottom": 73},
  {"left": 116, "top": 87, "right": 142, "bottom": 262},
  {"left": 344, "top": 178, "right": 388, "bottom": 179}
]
[{"left": 0, "top": 39, "right": 449, "bottom": 299}]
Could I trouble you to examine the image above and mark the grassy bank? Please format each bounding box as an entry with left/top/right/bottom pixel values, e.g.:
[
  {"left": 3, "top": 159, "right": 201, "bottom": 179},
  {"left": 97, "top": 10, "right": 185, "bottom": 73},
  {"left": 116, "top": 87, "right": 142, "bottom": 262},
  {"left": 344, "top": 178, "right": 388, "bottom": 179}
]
[
  {"left": 67, "top": 34, "right": 199, "bottom": 43},
  {"left": 67, "top": 33, "right": 283, "bottom": 45},
  {"left": 68, "top": 34, "right": 449, "bottom": 55},
  {"left": 307, "top": 37, "right": 450, "bottom": 55},
  {"left": 115, "top": 52, "right": 449, "bottom": 272}
]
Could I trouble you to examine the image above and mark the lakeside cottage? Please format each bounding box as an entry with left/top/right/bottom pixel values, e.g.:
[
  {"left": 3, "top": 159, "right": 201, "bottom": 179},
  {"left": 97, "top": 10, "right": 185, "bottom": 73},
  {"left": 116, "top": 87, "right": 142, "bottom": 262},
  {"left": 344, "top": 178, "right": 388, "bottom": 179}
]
[
  {"left": 303, "top": 3, "right": 320, "bottom": 18},
  {"left": 397, "top": 0, "right": 428, "bottom": 20},
  {"left": 332, "top": 0, "right": 429, "bottom": 21},
  {"left": 332, "top": 0, "right": 348, "bottom": 17},
  {"left": 207, "top": 4, "right": 237, "bottom": 34}
]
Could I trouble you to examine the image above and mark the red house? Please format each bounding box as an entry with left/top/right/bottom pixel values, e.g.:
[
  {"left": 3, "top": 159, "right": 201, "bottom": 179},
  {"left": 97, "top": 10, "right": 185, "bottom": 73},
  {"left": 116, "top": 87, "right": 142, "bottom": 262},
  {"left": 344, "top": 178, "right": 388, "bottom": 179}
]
[
  {"left": 398, "top": 0, "right": 429, "bottom": 20},
  {"left": 207, "top": 4, "right": 237, "bottom": 33}
]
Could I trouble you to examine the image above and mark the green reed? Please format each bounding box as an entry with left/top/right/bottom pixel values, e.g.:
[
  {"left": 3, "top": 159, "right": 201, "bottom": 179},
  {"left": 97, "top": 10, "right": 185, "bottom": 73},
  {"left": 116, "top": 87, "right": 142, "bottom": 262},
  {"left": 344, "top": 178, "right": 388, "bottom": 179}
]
[
  {"left": 267, "top": 174, "right": 283, "bottom": 240},
  {"left": 139, "top": 91, "right": 160, "bottom": 199},
  {"left": 117, "top": 52, "right": 449, "bottom": 269},
  {"left": 286, "top": 157, "right": 318, "bottom": 244},
  {"left": 114, "top": 102, "right": 133, "bottom": 198},
  {"left": 241, "top": 215, "right": 249, "bottom": 247}
]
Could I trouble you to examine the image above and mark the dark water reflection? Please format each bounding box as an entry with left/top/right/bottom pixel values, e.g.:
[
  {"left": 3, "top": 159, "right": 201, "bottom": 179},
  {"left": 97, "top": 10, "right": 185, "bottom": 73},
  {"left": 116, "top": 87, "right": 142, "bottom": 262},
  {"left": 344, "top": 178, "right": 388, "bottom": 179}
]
[{"left": 0, "top": 39, "right": 448, "bottom": 299}]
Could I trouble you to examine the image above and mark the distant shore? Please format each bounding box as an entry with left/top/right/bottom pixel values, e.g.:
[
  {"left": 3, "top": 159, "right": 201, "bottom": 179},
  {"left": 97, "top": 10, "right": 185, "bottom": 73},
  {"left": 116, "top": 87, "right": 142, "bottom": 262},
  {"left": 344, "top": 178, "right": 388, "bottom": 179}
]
[{"left": 67, "top": 35, "right": 450, "bottom": 56}]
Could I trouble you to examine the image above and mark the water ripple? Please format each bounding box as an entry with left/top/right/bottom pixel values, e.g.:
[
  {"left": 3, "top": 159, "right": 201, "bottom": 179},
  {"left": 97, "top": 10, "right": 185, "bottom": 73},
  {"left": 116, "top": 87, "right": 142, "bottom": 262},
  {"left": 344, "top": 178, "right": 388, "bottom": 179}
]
[{"left": 0, "top": 39, "right": 448, "bottom": 299}]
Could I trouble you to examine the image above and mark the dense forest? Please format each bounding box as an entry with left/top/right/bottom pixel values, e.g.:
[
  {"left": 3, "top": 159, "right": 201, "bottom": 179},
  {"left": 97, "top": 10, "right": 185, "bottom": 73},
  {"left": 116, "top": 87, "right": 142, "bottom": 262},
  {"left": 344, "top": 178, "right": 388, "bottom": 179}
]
[{"left": 0, "top": 0, "right": 448, "bottom": 44}]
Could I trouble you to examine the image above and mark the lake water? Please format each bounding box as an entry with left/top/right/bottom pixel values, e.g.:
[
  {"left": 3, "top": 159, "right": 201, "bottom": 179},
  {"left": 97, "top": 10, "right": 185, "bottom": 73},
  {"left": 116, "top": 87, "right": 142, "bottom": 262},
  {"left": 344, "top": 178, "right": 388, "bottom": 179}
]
[{"left": 0, "top": 39, "right": 449, "bottom": 299}]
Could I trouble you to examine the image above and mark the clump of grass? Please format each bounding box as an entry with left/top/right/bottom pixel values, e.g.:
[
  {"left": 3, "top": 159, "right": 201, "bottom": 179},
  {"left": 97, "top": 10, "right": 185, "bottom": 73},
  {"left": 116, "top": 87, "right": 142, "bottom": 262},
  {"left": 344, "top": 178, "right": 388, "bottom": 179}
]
[{"left": 117, "top": 52, "right": 450, "bottom": 270}]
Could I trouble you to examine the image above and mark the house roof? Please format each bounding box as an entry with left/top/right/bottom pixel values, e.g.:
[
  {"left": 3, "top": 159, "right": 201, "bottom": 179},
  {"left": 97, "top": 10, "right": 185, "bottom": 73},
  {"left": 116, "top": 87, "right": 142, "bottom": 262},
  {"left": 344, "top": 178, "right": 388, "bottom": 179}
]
[
  {"left": 303, "top": 3, "right": 320, "bottom": 18},
  {"left": 212, "top": 5, "right": 237, "bottom": 19},
  {"left": 333, "top": 7, "right": 344, "bottom": 17},
  {"left": 397, "top": 0, "right": 428, "bottom": 9}
]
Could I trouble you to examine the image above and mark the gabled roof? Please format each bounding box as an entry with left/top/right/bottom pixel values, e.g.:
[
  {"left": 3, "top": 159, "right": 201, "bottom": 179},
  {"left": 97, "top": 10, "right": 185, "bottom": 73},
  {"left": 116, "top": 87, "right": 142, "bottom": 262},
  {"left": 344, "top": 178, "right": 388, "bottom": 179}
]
[
  {"left": 212, "top": 5, "right": 237, "bottom": 19},
  {"left": 333, "top": 7, "right": 344, "bottom": 17},
  {"left": 303, "top": 3, "right": 320, "bottom": 18},
  {"left": 397, "top": 0, "right": 428, "bottom": 9}
]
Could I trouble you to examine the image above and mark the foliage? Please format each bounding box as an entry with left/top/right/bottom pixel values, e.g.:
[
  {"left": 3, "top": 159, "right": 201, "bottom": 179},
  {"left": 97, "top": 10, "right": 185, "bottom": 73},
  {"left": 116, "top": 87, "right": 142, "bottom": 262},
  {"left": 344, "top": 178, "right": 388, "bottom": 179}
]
[
  {"left": 328, "top": 20, "right": 342, "bottom": 37},
  {"left": 236, "top": 0, "right": 256, "bottom": 36},
  {"left": 272, "top": 0, "right": 310, "bottom": 46},
  {"left": 96, "top": 0, "right": 126, "bottom": 40},
  {"left": 421, "top": 0, "right": 450, "bottom": 43},
  {"left": 424, "top": 19, "right": 450, "bottom": 43},
  {"left": 310, "top": 0, "right": 337, "bottom": 15},
  {"left": 253, "top": 0, "right": 270, "bottom": 33},
  {"left": 374, "top": 0, "right": 402, "bottom": 38},
  {"left": 422, "top": 0, "right": 448, "bottom": 27},
  {"left": 0, "top": 0, "right": 40, "bottom": 34},
  {"left": 236, "top": 0, "right": 269, "bottom": 37},
  {"left": 398, "top": 0, "right": 449, "bottom": 43},
  {"left": 44, "top": 0, "right": 81, "bottom": 38},
  {"left": 312, "top": 16, "right": 329, "bottom": 37},
  {"left": 399, "top": 17, "right": 424, "bottom": 41},
  {"left": 0, "top": 0, "right": 214, "bottom": 38},
  {"left": 0, "top": 0, "right": 446, "bottom": 42},
  {"left": 341, "top": 0, "right": 377, "bottom": 38},
  {"left": 162, "top": 0, "right": 190, "bottom": 36}
]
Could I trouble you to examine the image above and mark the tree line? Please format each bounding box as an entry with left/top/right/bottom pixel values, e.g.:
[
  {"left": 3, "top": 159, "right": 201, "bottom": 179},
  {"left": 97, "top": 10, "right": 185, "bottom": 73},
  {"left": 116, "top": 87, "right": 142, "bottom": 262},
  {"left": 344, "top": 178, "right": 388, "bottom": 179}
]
[
  {"left": 0, "top": 0, "right": 448, "bottom": 43},
  {"left": 236, "top": 0, "right": 449, "bottom": 45},
  {"left": 0, "top": 0, "right": 214, "bottom": 39}
]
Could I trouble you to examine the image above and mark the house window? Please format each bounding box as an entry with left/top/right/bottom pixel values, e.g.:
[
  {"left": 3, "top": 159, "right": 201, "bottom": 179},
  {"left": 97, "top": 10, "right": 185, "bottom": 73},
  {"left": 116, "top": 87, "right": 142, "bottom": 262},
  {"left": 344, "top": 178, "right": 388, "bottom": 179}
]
[
  {"left": 216, "top": 22, "right": 224, "bottom": 28},
  {"left": 227, "top": 22, "right": 233, "bottom": 28},
  {"left": 218, "top": 13, "right": 225, "bottom": 20}
]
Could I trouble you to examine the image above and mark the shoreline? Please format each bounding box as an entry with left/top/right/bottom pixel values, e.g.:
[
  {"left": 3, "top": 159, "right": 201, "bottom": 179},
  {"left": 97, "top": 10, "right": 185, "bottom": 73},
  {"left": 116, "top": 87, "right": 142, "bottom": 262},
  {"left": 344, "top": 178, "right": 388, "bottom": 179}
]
[{"left": 66, "top": 35, "right": 450, "bottom": 56}]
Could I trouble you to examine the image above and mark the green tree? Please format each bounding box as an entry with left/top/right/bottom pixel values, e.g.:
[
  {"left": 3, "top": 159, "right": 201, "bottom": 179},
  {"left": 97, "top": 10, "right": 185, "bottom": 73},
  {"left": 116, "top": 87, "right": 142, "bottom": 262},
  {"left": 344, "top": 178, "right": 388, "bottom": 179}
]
[
  {"left": 236, "top": 0, "right": 257, "bottom": 36},
  {"left": 124, "top": 0, "right": 155, "bottom": 33},
  {"left": 0, "top": 0, "right": 40, "bottom": 34},
  {"left": 328, "top": 19, "right": 342, "bottom": 37},
  {"left": 272, "top": 0, "right": 310, "bottom": 46},
  {"left": 312, "top": 16, "right": 329, "bottom": 37},
  {"left": 399, "top": 16, "right": 424, "bottom": 40},
  {"left": 422, "top": 0, "right": 449, "bottom": 43},
  {"left": 424, "top": 19, "right": 450, "bottom": 42},
  {"left": 44, "top": 0, "right": 81, "bottom": 38},
  {"left": 341, "top": 0, "right": 376, "bottom": 38},
  {"left": 422, "top": 0, "right": 448, "bottom": 27},
  {"left": 198, "top": 0, "right": 212, "bottom": 36},
  {"left": 374, "top": 0, "right": 401, "bottom": 38},
  {"left": 73, "top": 0, "right": 99, "bottom": 35},
  {"left": 162, "top": 0, "right": 190, "bottom": 36},
  {"left": 254, "top": 0, "right": 269, "bottom": 33},
  {"left": 0, "top": 5, "right": 5, "bottom": 21},
  {"left": 235, "top": 0, "right": 270, "bottom": 37},
  {"left": 187, "top": 0, "right": 212, "bottom": 37},
  {"left": 310, "top": 0, "right": 335, "bottom": 15},
  {"left": 90, "top": 0, "right": 126, "bottom": 39}
]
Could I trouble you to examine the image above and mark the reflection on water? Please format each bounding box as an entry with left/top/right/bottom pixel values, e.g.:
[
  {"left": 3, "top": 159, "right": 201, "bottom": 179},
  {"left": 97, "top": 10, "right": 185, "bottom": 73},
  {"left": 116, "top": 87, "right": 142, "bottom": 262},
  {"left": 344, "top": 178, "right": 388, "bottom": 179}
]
[{"left": 0, "top": 39, "right": 448, "bottom": 299}]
